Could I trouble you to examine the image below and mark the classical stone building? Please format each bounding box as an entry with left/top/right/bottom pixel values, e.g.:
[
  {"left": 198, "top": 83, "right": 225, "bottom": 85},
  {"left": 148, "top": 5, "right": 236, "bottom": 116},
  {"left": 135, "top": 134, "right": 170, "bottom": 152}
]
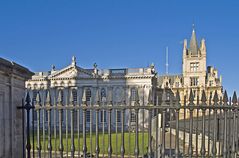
[
  {"left": 26, "top": 57, "right": 157, "bottom": 129},
  {"left": 157, "top": 28, "right": 223, "bottom": 105}
]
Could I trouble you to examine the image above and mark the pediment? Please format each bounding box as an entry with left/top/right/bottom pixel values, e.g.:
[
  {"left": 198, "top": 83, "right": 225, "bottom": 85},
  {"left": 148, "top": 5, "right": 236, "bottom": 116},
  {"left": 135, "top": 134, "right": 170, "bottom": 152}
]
[{"left": 49, "top": 66, "right": 93, "bottom": 79}]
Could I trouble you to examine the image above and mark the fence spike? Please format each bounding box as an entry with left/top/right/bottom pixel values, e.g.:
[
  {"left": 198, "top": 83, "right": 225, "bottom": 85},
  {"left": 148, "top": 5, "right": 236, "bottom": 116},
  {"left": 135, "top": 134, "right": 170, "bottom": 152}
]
[
  {"left": 57, "top": 90, "right": 63, "bottom": 104},
  {"left": 189, "top": 89, "right": 194, "bottom": 104},
  {"left": 148, "top": 89, "right": 153, "bottom": 104},
  {"left": 162, "top": 89, "right": 167, "bottom": 104},
  {"left": 223, "top": 90, "right": 228, "bottom": 104},
  {"left": 95, "top": 88, "right": 100, "bottom": 105},
  {"left": 69, "top": 89, "right": 75, "bottom": 105},
  {"left": 135, "top": 89, "right": 140, "bottom": 106},
  {"left": 36, "top": 92, "right": 41, "bottom": 105},
  {"left": 46, "top": 90, "right": 51, "bottom": 106},
  {"left": 219, "top": 96, "right": 223, "bottom": 105},
  {"left": 232, "top": 91, "right": 238, "bottom": 105},
  {"left": 175, "top": 90, "right": 180, "bottom": 103},
  {"left": 213, "top": 90, "right": 219, "bottom": 104},
  {"left": 82, "top": 88, "right": 87, "bottom": 104},
  {"left": 25, "top": 91, "right": 31, "bottom": 104},
  {"left": 201, "top": 90, "right": 207, "bottom": 104}
]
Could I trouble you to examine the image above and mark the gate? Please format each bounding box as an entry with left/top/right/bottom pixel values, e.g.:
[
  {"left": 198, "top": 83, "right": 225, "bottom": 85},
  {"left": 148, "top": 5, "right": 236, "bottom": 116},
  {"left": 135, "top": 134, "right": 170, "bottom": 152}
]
[{"left": 19, "top": 89, "right": 239, "bottom": 158}]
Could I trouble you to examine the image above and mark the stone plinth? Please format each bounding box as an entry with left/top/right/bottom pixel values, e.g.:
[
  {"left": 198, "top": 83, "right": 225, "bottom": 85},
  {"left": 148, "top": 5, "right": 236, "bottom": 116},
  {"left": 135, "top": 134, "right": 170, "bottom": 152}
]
[{"left": 0, "top": 58, "right": 33, "bottom": 158}]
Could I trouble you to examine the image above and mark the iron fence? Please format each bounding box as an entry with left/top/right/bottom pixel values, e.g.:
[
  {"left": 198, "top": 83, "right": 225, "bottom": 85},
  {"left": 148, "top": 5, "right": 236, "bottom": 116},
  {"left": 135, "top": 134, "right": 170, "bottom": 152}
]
[{"left": 19, "top": 89, "right": 239, "bottom": 158}]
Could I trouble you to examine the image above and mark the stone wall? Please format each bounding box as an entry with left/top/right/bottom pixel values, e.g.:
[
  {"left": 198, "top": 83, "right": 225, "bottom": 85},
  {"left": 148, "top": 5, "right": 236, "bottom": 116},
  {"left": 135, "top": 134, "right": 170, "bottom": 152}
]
[{"left": 0, "top": 58, "right": 33, "bottom": 158}]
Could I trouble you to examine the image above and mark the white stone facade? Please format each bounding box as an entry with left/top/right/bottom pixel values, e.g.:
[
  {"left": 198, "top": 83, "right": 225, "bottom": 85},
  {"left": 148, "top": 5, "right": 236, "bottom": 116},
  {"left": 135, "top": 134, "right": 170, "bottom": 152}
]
[{"left": 26, "top": 57, "right": 157, "bottom": 129}]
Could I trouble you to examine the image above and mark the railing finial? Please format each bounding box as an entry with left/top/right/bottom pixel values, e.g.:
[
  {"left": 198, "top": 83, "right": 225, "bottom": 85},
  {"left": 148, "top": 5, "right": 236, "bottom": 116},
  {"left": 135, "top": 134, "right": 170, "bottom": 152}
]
[
  {"left": 148, "top": 89, "right": 153, "bottom": 104},
  {"left": 46, "top": 90, "right": 51, "bottom": 106},
  {"left": 25, "top": 91, "right": 31, "bottom": 104},
  {"left": 201, "top": 90, "right": 207, "bottom": 104},
  {"left": 213, "top": 90, "right": 219, "bottom": 105},
  {"left": 82, "top": 88, "right": 87, "bottom": 104},
  {"left": 95, "top": 88, "right": 100, "bottom": 105},
  {"left": 223, "top": 90, "right": 228, "bottom": 104},
  {"left": 162, "top": 89, "right": 167, "bottom": 104},
  {"left": 57, "top": 90, "right": 63, "bottom": 104},
  {"left": 36, "top": 92, "right": 41, "bottom": 104},
  {"left": 189, "top": 89, "right": 194, "bottom": 104},
  {"left": 232, "top": 91, "right": 238, "bottom": 105},
  {"left": 175, "top": 90, "right": 180, "bottom": 103},
  {"left": 69, "top": 89, "right": 75, "bottom": 106},
  {"left": 107, "top": 87, "right": 113, "bottom": 105}
]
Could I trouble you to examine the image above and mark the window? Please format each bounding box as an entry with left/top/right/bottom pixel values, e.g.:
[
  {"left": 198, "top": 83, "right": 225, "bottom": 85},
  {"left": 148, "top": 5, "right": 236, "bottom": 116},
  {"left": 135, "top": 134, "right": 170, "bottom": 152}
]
[
  {"left": 190, "top": 77, "right": 199, "bottom": 86},
  {"left": 100, "top": 110, "right": 107, "bottom": 123},
  {"left": 131, "top": 88, "right": 136, "bottom": 101},
  {"left": 175, "top": 82, "right": 179, "bottom": 88},
  {"left": 190, "top": 62, "right": 199, "bottom": 72},
  {"left": 209, "top": 80, "right": 213, "bottom": 86},
  {"left": 116, "top": 110, "right": 121, "bottom": 123},
  {"left": 130, "top": 111, "right": 136, "bottom": 123}
]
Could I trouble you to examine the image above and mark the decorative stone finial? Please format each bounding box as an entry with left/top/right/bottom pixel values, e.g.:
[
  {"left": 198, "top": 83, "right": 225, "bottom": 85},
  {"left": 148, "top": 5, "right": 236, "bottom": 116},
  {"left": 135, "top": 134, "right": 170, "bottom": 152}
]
[
  {"left": 93, "top": 63, "right": 98, "bottom": 76},
  {"left": 150, "top": 63, "right": 155, "bottom": 74},
  {"left": 72, "top": 56, "right": 76, "bottom": 66},
  {"left": 51, "top": 65, "right": 56, "bottom": 71}
]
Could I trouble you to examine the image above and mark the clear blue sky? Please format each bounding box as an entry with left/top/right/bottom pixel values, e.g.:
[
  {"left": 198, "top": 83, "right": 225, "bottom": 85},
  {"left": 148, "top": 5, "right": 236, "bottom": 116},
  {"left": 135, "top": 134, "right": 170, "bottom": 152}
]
[{"left": 1, "top": 1, "right": 239, "bottom": 94}]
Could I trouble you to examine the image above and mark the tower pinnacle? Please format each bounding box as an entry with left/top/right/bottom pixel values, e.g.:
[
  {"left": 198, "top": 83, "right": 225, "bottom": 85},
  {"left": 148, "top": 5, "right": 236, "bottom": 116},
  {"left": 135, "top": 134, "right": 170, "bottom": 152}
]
[{"left": 189, "top": 24, "right": 198, "bottom": 55}]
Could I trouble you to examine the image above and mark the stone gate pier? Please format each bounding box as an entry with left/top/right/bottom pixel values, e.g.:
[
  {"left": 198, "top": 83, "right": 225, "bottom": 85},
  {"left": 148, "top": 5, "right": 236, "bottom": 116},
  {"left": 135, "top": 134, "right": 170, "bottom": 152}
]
[{"left": 0, "top": 58, "right": 33, "bottom": 158}]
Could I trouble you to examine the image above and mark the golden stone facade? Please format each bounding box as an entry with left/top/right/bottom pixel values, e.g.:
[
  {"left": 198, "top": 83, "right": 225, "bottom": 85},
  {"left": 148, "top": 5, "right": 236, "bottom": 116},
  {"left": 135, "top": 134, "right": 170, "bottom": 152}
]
[{"left": 157, "top": 28, "right": 222, "bottom": 105}]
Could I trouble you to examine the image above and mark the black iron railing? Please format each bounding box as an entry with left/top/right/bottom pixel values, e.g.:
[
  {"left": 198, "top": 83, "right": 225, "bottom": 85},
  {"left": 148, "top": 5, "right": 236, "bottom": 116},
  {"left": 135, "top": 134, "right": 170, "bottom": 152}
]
[{"left": 19, "top": 89, "right": 239, "bottom": 158}]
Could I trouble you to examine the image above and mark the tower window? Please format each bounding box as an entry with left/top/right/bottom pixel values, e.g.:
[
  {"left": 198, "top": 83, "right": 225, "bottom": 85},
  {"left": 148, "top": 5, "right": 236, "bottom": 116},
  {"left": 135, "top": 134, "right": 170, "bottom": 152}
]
[
  {"left": 190, "top": 62, "right": 199, "bottom": 72},
  {"left": 190, "top": 77, "right": 199, "bottom": 86},
  {"left": 209, "top": 80, "right": 213, "bottom": 86}
]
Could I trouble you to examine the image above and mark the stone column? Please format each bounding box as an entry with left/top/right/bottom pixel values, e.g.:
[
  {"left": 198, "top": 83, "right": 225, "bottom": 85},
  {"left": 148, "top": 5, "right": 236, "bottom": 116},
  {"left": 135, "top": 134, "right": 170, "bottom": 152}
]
[{"left": 0, "top": 58, "right": 33, "bottom": 158}]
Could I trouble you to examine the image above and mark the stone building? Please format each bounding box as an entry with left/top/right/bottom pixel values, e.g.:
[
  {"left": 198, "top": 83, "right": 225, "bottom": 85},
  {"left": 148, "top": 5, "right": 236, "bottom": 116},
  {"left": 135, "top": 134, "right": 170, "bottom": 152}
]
[
  {"left": 157, "top": 28, "right": 223, "bottom": 105},
  {"left": 26, "top": 56, "right": 157, "bottom": 129},
  {"left": 0, "top": 58, "right": 33, "bottom": 158}
]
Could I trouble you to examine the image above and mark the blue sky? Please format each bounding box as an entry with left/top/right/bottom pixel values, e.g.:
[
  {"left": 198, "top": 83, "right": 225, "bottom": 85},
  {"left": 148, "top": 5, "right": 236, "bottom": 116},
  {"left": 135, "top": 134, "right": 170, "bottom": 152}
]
[{"left": 0, "top": 0, "right": 239, "bottom": 94}]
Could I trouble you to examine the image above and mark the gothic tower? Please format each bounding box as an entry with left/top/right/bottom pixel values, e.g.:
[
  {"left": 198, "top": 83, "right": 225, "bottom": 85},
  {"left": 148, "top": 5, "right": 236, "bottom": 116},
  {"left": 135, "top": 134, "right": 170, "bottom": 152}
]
[{"left": 182, "top": 27, "right": 207, "bottom": 93}]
